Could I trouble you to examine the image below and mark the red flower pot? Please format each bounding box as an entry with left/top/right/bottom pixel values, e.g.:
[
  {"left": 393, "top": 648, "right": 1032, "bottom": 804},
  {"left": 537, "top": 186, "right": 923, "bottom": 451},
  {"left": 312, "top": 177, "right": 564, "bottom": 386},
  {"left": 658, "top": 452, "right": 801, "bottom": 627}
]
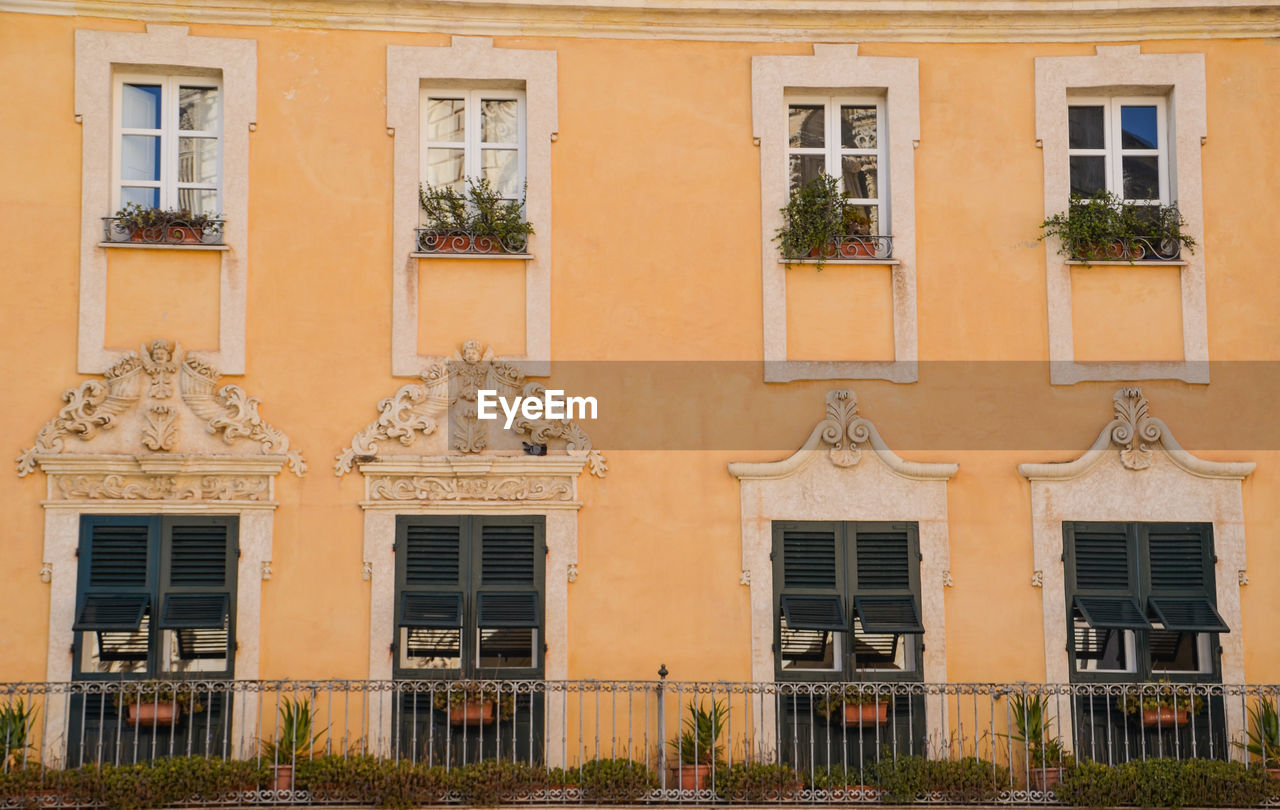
[
  {"left": 843, "top": 702, "right": 890, "bottom": 726},
  {"left": 449, "top": 699, "right": 496, "bottom": 726},
  {"left": 126, "top": 702, "right": 180, "bottom": 727},
  {"left": 1141, "top": 708, "right": 1190, "bottom": 728}
]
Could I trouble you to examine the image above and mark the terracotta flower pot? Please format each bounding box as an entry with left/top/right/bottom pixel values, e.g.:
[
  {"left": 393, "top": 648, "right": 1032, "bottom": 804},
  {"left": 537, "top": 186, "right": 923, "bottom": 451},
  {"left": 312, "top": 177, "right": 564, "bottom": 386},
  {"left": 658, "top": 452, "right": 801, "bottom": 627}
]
[
  {"left": 128, "top": 225, "right": 204, "bottom": 244},
  {"left": 837, "top": 238, "right": 876, "bottom": 258},
  {"left": 269, "top": 764, "right": 294, "bottom": 791},
  {"left": 843, "top": 701, "right": 890, "bottom": 726},
  {"left": 449, "top": 699, "right": 496, "bottom": 726},
  {"left": 671, "top": 763, "right": 714, "bottom": 791},
  {"left": 1141, "top": 707, "right": 1190, "bottom": 728},
  {"left": 1030, "top": 766, "right": 1063, "bottom": 792},
  {"left": 432, "top": 235, "right": 504, "bottom": 254},
  {"left": 126, "top": 702, "right": 180, "bottom": 727}
]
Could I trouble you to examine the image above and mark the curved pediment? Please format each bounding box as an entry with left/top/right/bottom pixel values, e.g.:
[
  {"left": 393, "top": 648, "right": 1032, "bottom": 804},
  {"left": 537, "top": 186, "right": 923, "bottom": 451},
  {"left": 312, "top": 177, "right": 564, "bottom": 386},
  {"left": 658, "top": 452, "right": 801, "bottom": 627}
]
[
  {"left": 1018, "top": 387, "right": 1254, "bottom": 481},
  {"left": 728, "top": 389, "right": 957, "bottom": 481},
  {"left": 16, "top": 340, "right": 306, "bottom": 499}
]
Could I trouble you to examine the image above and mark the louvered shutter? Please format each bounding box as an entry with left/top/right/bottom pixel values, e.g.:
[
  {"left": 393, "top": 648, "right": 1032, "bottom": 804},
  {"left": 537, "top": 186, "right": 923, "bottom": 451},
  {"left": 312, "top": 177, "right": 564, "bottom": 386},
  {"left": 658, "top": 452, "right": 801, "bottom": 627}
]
[
  {"left": 851, "top": 524, "right": 923, "bottom": 634},
  {"left": 1065, "top": 522, "right": 1151, "bottom": 631},
  {"left": 74, "top": 518, "right": 154, "bottom": 631},
  {"left": 475, "top": 518, "right": 543, "bottom": 629},
  {"left": 397, "top": 517, "right": 465, "bottom": 631},
  {"left": 775, "top": 522, "right": 844, "bottom": 632},
  {"left": 1143, "top": 523, "right": 1227, "bottom": 633},
  {"left": 158, "top": 518, "right": 235, "bottom": 630}
]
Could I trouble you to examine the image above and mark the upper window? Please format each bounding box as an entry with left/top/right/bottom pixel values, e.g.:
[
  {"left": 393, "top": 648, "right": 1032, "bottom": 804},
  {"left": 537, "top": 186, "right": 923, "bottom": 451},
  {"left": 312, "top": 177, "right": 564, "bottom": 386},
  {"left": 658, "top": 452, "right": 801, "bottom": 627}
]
[
  {"left": 394, "top": 515, "right": 544, "bottom": 678},
  {"left": 1064, "top": 521, "right": 1226, "bottom": 681},
  {"left": 113, "top": 74, "right": 222, "bottom": 214},
  {"left": 73, "top": 516, "right": 236, "bottom": 679},
  {"left": 420, "top": 88, "right": 526, "bottom": 200},
  {"left": 772, "top": 521, "right": 922, "bottom": 680},
  {"left": 786, "top": 96, "right": 887, "bottom": 236},
  {"left": 1068, "top": 97, "right": 1168, "bottom": 205}
]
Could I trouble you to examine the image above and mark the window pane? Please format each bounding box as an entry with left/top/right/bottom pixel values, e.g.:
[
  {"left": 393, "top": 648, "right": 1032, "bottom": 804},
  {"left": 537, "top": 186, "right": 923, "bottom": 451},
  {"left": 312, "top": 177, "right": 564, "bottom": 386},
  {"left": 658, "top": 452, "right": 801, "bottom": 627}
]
[
  {"left": 1068, "top": 105, "right": 1105, "bottom": 149},
  {"left": 79, "top": 614, "right": 150, "bottom": 674},
  {"left": 846, "top": 204, "right": 878, "bottom": 235},
  {"left": 1122, "top": 156, "right": 1160, "bottom": 200},
  {"left": 162, "top": 628, "right": 228, "bottom": 673},
  {"left": 121, "top": 186, "right": 159, "bottom": 208},
  {"left": 1072, "top": 618, "right": 1136, "bottom": 673},
  {"left": 787, "top": 104, "right": 824, "bottom": 148},
  {"left": 426, "top": 98, "right": 465, "bottom": 142},
  {"left": 788, "top": 154, "right": 825, "bottom": 191},
  {"left": 399, "top": 627, "right": 461, "bottom": 670},
  {"left": 840, "top": 105, "right": 877, "bottom": 149},
  {"left": 480, "top": 99, "right": 518, "bottom": 143},
  {"left": 841, "top": 154, "right": 878, "bottom": 200},
  {"left": 121, "top": 135, "right": 161, "bottom": 181},
  {"left": 1069, "top": 155, "right": 1106, "bottom": 196},
  {"left": 478, "top": 627, "right": 534, "bottom": 668},
  {"left": 176, "top": 188, "right": 219, "bottom": 215},
  {"left": 779, "top": 618, "right": 838, "bottom": 671},
  {"left": 1150, "top": 630, "right": 1210, "bottom": 673},
  {"left": 179, "top": 86, "right": 219, "bottom": 131},
  {"left": 1121, "top": 105, "right": 1159, "bottom": 149},
  {"left": 123, "top": 84, "right": 162, "bottom": 129},
  {"left": 426, "top": 147, "right": 465, "bottom": 191},
  {"left": 178, "top": 137, "right": 218, "bottom": 184},
  {"left": 852, "top": 618, "right": 911, "bottom": 672},
  {"left": 481, "top": 148, "right": 521, "bottom": 199}
]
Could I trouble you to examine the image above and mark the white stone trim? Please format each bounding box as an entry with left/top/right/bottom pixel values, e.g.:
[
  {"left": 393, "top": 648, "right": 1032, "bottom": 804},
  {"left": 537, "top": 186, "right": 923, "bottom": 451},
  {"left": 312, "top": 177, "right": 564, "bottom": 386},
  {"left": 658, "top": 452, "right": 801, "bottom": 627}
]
[
  {"left": 752, "top": 46, "right": 919, "bottom": 383},
  {"left": 387, "top": 38, "right": 556, "bottom": 377},
  {"left": 74, "top": 25, "right": 256, "bottom": 375},
  {"left": 1035, "top": 46, "right": 1208, "bottom": 385},
  {"left": 359, "top": 457, "right": 584, "bottom": 767},
  {"left": 729, "top": 390, "right": 956, "bottom": 748}
]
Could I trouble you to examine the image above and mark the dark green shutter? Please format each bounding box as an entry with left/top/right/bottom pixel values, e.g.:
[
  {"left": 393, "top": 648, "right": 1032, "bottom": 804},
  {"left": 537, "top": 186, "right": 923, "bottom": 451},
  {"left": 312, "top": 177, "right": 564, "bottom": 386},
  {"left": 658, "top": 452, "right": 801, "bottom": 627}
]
[
  {"left": 157, "top": 518, "right": 235, "bottom": 631},
  {"left": 779, "top": 595, "right": 846, "bottom": 631},
  {"left": 850, "top": 524, "right": 922, "bottom": 634},
  {"left": 404, "top": 521, "right": 463, "bottom": 585},
  {"left": 854, "top": 595, "right": 924, "bottom": 634},
  {"left": 854, "top": 528, "right": 912, "bottom": 590},
  {"left": 475, "top": 517, "right": 543, "bottom": 629},
  {"left": 1142, "top": 523, "right": 1225, "bottom": 633},
  {"left": 75, "top": 518, "right": 154, "bottom": 632},
  {"left": 1065, "top": 523, "right": 1152, "bottom": 631},
  {"left": 397, "top": 517, "right": 466, "bottom": 634},
  {"left": 1148, "top": 597, "right": 1229, "bottom": 632},
  {"left": 1074, "top": 596, "right": 1149, "bottom": 630},
  {"left": 781, "top": 526, "right": 838, "bottom": 589}
]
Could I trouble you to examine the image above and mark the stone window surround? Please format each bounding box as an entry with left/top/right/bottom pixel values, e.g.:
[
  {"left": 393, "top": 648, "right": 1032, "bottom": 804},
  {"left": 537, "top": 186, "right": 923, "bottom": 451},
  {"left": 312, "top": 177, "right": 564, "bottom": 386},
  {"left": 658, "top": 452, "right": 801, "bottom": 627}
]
[
  {"left": 752, "top": 46, "right": 920, "bottom": 383},
  {"left": 1035, "top": 46, "right": 1208, "bottom": 385},
  {"left": 1018, "top": 388, "right": 1253, "bottom": 747},
  {"left": 388, "top": 37, "right": 557, "bottom": 378},
  {"left": 74, "top": 25, "right": 256, "bottom": 375},
  {"left": 359, "top": 456, "right": 584, "bottom": 767},
  {"left": 36, "top": 457, "right": 282, "bottom": 764},
  {"left": 729, "top": 390, "right": 956, "bottom": 745}
]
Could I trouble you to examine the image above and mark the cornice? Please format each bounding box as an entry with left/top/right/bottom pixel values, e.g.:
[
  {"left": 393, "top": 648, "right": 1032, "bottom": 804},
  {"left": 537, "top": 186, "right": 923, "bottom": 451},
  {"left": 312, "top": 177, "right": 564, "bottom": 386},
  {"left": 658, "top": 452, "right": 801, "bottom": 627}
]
[{"left": 4, "top": 0, "right": 1278, "bottom": 42}]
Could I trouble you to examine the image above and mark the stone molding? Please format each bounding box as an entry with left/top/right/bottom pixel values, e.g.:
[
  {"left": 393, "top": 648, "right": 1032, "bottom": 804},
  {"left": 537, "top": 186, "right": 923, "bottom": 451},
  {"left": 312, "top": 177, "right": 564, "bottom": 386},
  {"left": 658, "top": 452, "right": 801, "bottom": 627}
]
[
  {"left": 12, "top": 1, "right": 1280, "bottom": 43},
  {"left": 357, "top": 456, "right": 590, "bottom": 509},
  {"left": 1035, "top": 46, "right": 1208, "bottom": 384},
  {"left": 387, "top": 38, "right": 556, "bottom": 377},
  {"left": 74, "top": 25, "right": 256, "bottom": 374},
  {"left": 752, "top": 46, "right": 920, "bottom": 383}
]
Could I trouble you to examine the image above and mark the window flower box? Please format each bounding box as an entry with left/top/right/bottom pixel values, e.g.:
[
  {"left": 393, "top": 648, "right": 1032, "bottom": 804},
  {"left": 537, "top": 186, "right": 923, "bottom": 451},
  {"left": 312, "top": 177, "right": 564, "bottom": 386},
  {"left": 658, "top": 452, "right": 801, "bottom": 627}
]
[
  {"left": 1040, "top": 191, "right": 1194, "bottom": 264},
  {"left": 104, "top": 204, "right": 224, "bottom": 246},
  {"left": 417, "top": 178, "right": 532, "bottom": 255},
  {"left": 776, "top": 175, "right": 893, "bottom": 267}
]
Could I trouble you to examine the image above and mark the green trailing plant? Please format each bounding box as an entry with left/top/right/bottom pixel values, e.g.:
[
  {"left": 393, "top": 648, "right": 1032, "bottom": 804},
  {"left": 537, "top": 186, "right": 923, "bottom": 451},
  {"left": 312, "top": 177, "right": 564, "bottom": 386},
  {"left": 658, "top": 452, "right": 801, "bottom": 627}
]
[
  {"left": 1055, "top": 757, "right": 1273, "bottom": 808},
  {"left": 295, "top": 754, "right": 451, "bottom": 808},
  {"left": 452, "top": 758, "right": 544, "bottom": 806},
  {"left": 113, "top": 202, "right": 221, "bottom": 232},
  {"left": 1000, "top": 692, "right": 1071, "bottom": 769},
  {"left": 575, "top": 758, "right": 658, "bottom": 803},
  {"left": 1116, "top": 682, "right": 1206, "bottom": 717},
  {"left": 115, "top": 681, "right": 204, "bottom": 714},
  {"left": 815, "top": 684, "right": 888, "bottom": 718},
  {"left": 418, "top": 177, "right": 534, "bottom": 250},
  {"left": 430, "top": 683, "right": 516, "bottom": 721},
  {"left": 260, "top": 697, "right": 325, "bottom": 763},
  {"left": 1235, "top": 699, "right": 1280, "bottom": 768},
  {"left": 865, "top": 755, "right": 1011, "bottom": 803},
  {"left": 669, "top": 698, "right": 728, "bottom": 766},
  {"left": 1039, "top": 190, "right": 1195, "bottom": 263},
  {"left": 715, "top": 762, "right": 800, "bottom": 802},
  {"left": 774, "top": 174, "right": 863, "bottom": 268},
  {"left": 0, "top": 700, "right": 37, "bottom": 771}
]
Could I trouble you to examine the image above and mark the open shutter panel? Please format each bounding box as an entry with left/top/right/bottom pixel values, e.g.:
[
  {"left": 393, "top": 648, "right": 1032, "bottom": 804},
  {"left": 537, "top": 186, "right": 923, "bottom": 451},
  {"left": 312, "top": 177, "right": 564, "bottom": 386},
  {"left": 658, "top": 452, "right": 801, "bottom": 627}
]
[
  {"left": 781, "top": 526, "right": 838, "bottom": 589},
  {"left": 73, "top": 594, "right": 149, "bottom": 630},
  {"left": 159, "top": 593, "right": 229, "bottom": 629},
  {"left": 1149, "top": 597, "right": 1229, "bottom": 633},
  {"left": 855, "top": 528, "right": 912, "bottom": 590},
  {"left": 404, "top": 522, "right": 463, "bottom": 585},
  {"left": 400, "top": 592, "right": 463, "bottom": 628},
  {"left": 476, "top": 592, "right": 540, "bottom": 628},
  {"left": 780, "top": 595, "right": 846, "bottom": 631},
  {"left": 854, "top": 595, "right": 924, "bottom": 634},
  {"left": 1074, "top": 596, "right": 1151, "bottom": 630},
  {"left": 77, "top": 521, "right": 152, "bottom": 631},
  {"left": 1072, "top": 525, "right": 1133, "bottom": 591}
]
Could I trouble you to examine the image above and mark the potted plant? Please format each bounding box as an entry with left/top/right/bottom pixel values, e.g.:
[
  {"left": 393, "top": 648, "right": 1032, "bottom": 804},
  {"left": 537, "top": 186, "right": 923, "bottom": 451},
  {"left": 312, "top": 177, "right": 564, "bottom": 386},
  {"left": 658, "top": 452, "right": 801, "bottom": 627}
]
[
  {"left": 1000, "top": 692, "right": 1072, "bottom": 791},
  {"left": 1039, "top": 190, "right": 1195, "bottom": 264},
  {"left": 0, "top": 699, "right": 37, "bottom": 771},
  {"left": 432, "top": 683, "right": 515, "bottom": 726},
  {"left": 260, "top": 697, "right": 325, "bottom": 792},
  {"left": 110, "top": 203, "right": 222, "bottom": 244},
  {"left": 1235, "top": 699, "right": 1280, "bottom": 780},
  {"left": 116, "top": 681, "right": 203, "bottom": 727},
  {"left": 775, "top": 174, "right": 882, "bottom": 267},
  {"left": 815, "top": 684, "right": 890, "bottom": 726},
  {"left": 1117, "top": 682, "right": 1205, "bottom": 728},
  {"left": 667, "top": 698, "right": 726, "bottom": 791},
  {"left": 418, "top": 177, "right": 534, "bottom": 254}
]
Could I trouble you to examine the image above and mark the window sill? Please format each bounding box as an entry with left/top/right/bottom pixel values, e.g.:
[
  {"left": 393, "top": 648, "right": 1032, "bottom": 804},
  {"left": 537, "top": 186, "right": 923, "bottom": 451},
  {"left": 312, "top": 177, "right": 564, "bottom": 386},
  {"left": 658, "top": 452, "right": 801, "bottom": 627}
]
[
  {"left": 99, "top": 242, "right": 230, "bottom": 252},
  {"left": 781, "top": 258, "right": 901, "bottom": 266},
  {"left": 1066, "top": 259, "right": 1189, "bottom": 267},
  {"left": 412, "top": 252, "right": 532, "bottom": 260}
]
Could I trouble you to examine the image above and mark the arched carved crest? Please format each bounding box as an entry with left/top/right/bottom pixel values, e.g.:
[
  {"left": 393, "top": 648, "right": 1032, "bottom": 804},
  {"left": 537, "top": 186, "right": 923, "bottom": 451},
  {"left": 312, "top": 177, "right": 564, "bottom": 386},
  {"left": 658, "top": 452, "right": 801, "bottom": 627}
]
[
  {"left": 336, "top": 339, "right": 606, "bottom": 479},
  {"left": 16, "top": 340, "right": 305, "bottom": 502}
]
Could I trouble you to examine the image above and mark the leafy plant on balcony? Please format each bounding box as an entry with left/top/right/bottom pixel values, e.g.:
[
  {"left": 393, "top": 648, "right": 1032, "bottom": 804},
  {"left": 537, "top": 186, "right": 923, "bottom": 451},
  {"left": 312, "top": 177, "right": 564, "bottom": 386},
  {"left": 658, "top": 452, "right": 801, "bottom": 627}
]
[
  {"left": 815, "top": 684, "right": 886, "bottom": 717},
  {"left": 418, "top": 177, "right": 534, "bottom": 252},
  {"left": 1234, "top": 699, "right": 1280, "bottom": 768},
  {"left": 430, "top": 683, "right": 516, "bottom": 720},
  {"left": 1039, "top": 190, "right": 1195, "bottom": 263},
  {"left": 1115, "top": 682, "right": 1205, "bottom": 716},
  {"left": 259, "top": 697, "right": 325, "bottom": 763},
  {"left": 1000, "top": 692, "right": 1072, "bottom": 769},
  {"left": 115, "top": 681, "right": 204, "bottom": 713},
  {"left": 113, "top": 203, "right": 222, "bottom": 236},
  {"left": 1055, "top": 758, "right": 1273, "bottom": 807},
  {"left": 775, "top": 174, "right": 862, "bottom": 268},
  {"left": 0, "top": 699, "right": 37, "bottom": 771},
  {"left": 669, "top": 699, "right": 727, "bottom": 765}
]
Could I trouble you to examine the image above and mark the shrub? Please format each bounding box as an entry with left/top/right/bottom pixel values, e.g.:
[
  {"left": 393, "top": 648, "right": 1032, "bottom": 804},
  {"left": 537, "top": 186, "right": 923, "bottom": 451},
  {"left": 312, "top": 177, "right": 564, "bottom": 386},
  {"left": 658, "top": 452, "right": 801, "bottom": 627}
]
[
  {"left": 73, "top": 758, "right": 266, "bottom": 810},
  {"left": 866, "top": 755, "right": 1011, "bottom": 803},
  {"left": 419, "top": 178, "right": 534, "bottom": 251},
  {"left": 1056, "top": 758, "right": 1273, "bottom": 808},
  {"left": 452, "top": 758, "right": 545, "bottom": 806},
  {"left": 1039, "top": 190, "right": 1194, "bottom": 263},
  {"left": 576, "top": 757, "right": 658, "bottom": 802},
  {"left": 295, "top": 754, "right": 451, "bottom": 807},
  {"left": 716, "top": 762, "right": 800, "bottom": 802},
  {"left": 775, "top": 174, "right": 860, "bottom": 267}
]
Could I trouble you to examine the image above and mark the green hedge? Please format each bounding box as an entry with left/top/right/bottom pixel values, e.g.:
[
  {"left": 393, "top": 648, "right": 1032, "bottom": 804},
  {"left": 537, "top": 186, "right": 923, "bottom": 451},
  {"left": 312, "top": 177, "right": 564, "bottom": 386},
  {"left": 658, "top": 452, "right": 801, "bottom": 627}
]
[{"left": 1056, "top": 758, "right": 1275, "bottom": 808}]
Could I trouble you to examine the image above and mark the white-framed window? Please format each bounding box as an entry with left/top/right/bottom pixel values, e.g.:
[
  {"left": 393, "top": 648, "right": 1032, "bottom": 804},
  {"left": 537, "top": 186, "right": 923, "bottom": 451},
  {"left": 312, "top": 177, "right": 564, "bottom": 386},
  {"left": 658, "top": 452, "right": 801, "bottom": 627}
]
[
  {"left": 420, "top": 88, "right": 526, "bottom": 200},
  {"left": 113, "top": 74, "right": 222, "bottom": 214},
  {"left": 786, "top": 95, "right": 887, "bottom": 235},
  {"left": 1067, "top": 96, "right": 1168, "bottom": 204}
]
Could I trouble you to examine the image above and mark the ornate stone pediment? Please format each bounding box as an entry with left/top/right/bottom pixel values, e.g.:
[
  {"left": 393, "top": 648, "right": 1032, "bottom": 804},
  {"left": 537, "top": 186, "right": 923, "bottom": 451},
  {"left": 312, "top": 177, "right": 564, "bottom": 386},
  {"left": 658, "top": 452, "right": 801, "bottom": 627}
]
[
  {"left": 359, "top": 456, "right": 590, "bottom": 508},
  {"left": 17, "top": 340, "right": 305, "bottom": 501},
  {"left": 336, "top": 339, "right": 606, "bottom": 478},
  {"left": 1019, "top": 387, "right": 1254, "bottom": 481}
]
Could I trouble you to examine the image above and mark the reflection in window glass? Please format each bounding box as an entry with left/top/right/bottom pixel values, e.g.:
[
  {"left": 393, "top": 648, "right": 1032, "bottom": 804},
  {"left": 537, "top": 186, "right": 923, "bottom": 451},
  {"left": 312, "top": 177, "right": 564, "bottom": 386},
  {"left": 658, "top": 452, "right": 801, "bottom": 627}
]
[
  {"left": 480, "top": 148, "right": 520, "bottom": 199},
  {"left": 1120, "top": 105, "right": 1158, "bottom": 150},
  {"left": 122, "top": 84, "right": 163, "bottom": 130},
  {"left": 852, "top": 618, "right": 913, "bottom": 672},
  {"left": 840, "top": 106, "right": 877, "bottom": 149},
  {"left": 161, "top": 628, "right": 228, "bottom": 673},
  {"left": 426, "top": 98, "right": 466, "bottom": 142},
  {"left": 1122, "top": 156, "right": 1161, "bottom": 201},
  {"left": 1070, "top": 155, "right": 1106, "bottom": 196},
  {"left": 79, "top": 615, "right": 150, "bottom": 675},
  {"left": 1068, "top": 105, "right": 1105, "bottom": 150},
  {"left": 399, "top": 627, "right": 461, "bottom": 670},
  {"left": 841, "top": 155, "right": 878, "bottom": 200},
  {"left": 480, "top": 100, "right": 518, "bottom": 143},
  {"left": 788, "top": 153, "right": 825, "bottom": 191},
  {"left": 178, "top": 87, "right": 219, "bottom": 132},
  {"left": 1150, "top": 629, "right": 1211, "bottom": 674},
  {"left": 426, "top": 148, "right": 466, "bottom": 192},
  {"left": 478, "top": 628, "right": 535, "bottom": 669},
  {"left": 787, "top": 105, "right": 824, "bottom": 148},
  {"left": 1073, "top": 618, "right": 1136, "bottom": 673},
  {"left": 779, "top": 618, "right": 839, "bottom": 671}
]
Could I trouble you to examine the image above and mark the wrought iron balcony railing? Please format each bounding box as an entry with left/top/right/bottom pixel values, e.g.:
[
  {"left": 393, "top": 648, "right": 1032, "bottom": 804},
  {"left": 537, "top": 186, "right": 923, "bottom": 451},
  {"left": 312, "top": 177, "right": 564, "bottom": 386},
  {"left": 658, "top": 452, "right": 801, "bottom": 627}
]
[
  {"left": 1066, "top": 236, "right": 1184, "bottom": 262},
  {"left": 0, "top": 679, "right": 1275, "bottom": 807},
  {"left": 102, "top": 217, "right": 225, "bottom": 246},
  {"left": 415, "top": 227, "right": 529, "bottom": 255},
  {"left": 782, "top": 234, "right": 894, "bottom": 262}
]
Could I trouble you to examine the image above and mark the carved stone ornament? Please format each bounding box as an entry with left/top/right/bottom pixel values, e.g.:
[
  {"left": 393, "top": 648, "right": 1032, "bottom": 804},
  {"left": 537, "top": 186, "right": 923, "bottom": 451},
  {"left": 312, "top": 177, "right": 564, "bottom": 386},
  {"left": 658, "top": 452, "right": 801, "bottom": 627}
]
[
  {"left": 567, "top": 563, "right": 579, "bottom": 583},
  {"left": 336, "top": 339, "right": 606, "bottom": 477},
  {"left": 16, "top": 340, "right": 306, "bottom": 499},
  {"left": 1031, "top": 570, "right": 1045, "bottom": 588},
  {"left": 1110, "top": 387, "right": 1164, "bottom": 471},
  {"left": 820, "top": 390, "right": 873, "bottom": 468},
  {"left": 368, "top": 475, "right": 574, "bottom": 502}
]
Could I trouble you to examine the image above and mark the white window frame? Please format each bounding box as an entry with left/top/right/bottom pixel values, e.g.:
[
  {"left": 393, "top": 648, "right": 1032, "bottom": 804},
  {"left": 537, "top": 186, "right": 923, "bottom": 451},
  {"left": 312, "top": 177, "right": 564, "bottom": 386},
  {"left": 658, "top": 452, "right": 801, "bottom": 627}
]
[
  {"left": 1068, "top": 95, "right": 1169, "bottom": 206},
  {"left": 112, "top": 73, "right": 223, "bottom": 213},
  {"left": 419, "top": 87, "right": 526, "bottom": 201},
  {"left": 786, "top": 94, "right": 889, "bottom": 235}
]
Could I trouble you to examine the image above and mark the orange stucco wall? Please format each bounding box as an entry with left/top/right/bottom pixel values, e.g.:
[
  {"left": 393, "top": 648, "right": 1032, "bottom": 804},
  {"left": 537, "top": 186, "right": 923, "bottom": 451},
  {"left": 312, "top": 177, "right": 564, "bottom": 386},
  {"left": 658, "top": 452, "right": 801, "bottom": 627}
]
[{"left": 2, "top": 11, "right": 1279, "bottom": 690}]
